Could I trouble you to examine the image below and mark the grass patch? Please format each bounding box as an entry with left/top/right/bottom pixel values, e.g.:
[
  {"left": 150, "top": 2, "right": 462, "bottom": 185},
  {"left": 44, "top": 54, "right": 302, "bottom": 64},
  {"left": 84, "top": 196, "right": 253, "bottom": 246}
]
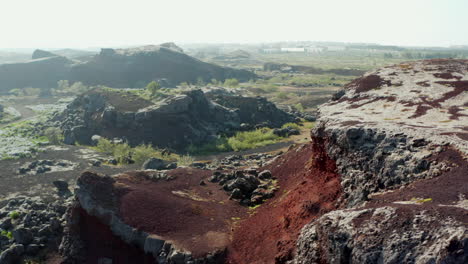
[
  {"left": 227, "top": 128, "right": 281, "bottom": 151},
  {"left": 43, "top": 127, "right": 64, "bottom": 145},
  {"left": 93, "top": 138, "right": 179, "bottom": 165},
  {"left": 188, "top": 128, "right": 282, "bottom": 155},
  {"left": 189, "top": 122, "right": 314, "bottom": 155},
  {"left": 9, "top": 211, "right": 20, "bottom": 220},
  {"left": 412, "top": 197, "right": 433, "bottom": 203},
  {"left": 177, "top": 155, "right": 195, "bottom": 166},
  {"left": 1, "top": 230, "right": 13, "bottom": 239},
  {"left": 281, "top": 122, "right": 301, "bottom": 130}
]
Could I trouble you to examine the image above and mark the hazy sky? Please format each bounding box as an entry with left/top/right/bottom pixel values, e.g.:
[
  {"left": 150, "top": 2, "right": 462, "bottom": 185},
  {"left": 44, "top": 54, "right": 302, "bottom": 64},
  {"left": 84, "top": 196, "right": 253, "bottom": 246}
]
[{"left": 1, "top": 0, "right": 467, "bottom": 49}]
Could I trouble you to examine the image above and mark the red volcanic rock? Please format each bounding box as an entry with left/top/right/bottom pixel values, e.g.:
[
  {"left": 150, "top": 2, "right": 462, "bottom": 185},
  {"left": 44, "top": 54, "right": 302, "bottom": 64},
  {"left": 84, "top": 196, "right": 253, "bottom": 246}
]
[
  {"left": 292, "top": 60, "right": 468, "bottom": 264},
  {"left": 61, "top": 168, "right": 248, "bottom": 263}
]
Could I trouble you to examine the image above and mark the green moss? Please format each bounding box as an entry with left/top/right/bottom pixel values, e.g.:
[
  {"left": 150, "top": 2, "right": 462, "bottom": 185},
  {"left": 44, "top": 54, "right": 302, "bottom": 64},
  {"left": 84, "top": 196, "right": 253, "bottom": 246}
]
[
  {"left": 9, "top": 211, "right": 20, "bottom": 220},
  {"left": 0, "top": 230, "right": 13, "bottom": 239}
]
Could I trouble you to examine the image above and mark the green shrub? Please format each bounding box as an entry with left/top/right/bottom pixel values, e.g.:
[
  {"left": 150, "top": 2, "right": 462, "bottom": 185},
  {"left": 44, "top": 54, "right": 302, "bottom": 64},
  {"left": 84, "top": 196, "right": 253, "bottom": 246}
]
[
  {"left": 187, "top": 138, "right": 231, "bottom": 155},
  {"left": 294, "top": 103, "right": 305, "bottom": 112},
  {"left": 9, "top": 211, "right": 20, "bottom": 220},
  {"left": 113, "top": 142, "right": 132, "bottom": 164},
  {"left": 281, "top": 122, "right": 301, "bottom": 130},
  {"left": 133, "top": 144, "right": 158, "bottom": 164},
  {"left": 224, "top": 78, "right": 239, "bottom": 87},
  {"left": 94, "top": 138, "right": 178, "bottom": 165},
  {"left": 0, "top": 230, "right": 13, "bottom": 239},
  {"left": 43, "top": 127, "right": 63, "bottom": 145},
  {"left": 227, "top": 128, "right": 280, "bottom": 151},
  {"left": 132, "top": 144, "right": 178, "bottom": 164},
  {"left": 146, "top": 81, "right": 161, "bottom": 97},
  {"left": 178, "top": 155, "right": 195, "bottom": 166},
  {"left": 95, "top": 138, "right": 114, "bottom": 154},
  {"left": 275, "top": 91, "right": 289, "bottom": 100}
]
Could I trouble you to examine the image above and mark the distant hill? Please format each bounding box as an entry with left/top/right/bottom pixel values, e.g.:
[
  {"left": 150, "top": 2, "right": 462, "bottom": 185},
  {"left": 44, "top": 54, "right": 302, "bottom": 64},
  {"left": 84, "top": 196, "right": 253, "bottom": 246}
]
[
  {"left": 50, "top": 49, "right": 98, "bottom": 59},
  {"left": 0, "top": 43, "right": 256, "bottom": 92}
]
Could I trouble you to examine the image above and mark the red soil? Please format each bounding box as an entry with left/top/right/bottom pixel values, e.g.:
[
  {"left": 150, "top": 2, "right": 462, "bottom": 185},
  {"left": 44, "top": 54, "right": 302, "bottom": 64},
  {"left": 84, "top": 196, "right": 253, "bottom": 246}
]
[
  {"left": 346, "top": 74, "right": 391, "bottom": 93},
  {"left": 116, "top": 168, "right": 248, "bottom": 258},
  {"left": 226, "top": 139, "right": 342, "bottom": 264},
  {"left": 434, "top": 72, "right": 462, "bottom": 80},
  {"left": 405, "top": 80, "right": 468, "bottom": 119}
]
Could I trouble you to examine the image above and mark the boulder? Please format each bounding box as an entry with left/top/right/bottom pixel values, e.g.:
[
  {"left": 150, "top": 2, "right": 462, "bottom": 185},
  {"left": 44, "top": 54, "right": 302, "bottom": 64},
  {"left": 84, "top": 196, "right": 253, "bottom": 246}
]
[
  {"left": 53, "top": 180, "right": 72, "bottom": 198},
  {"left": 0, "top": 244, "right": 24, "bottom": 264},
  {"left": 142, "top": 158, "right": 167, "bottom": 170},
  {"left": 12, "top": 227, "right": 33, "bottom": 245}
]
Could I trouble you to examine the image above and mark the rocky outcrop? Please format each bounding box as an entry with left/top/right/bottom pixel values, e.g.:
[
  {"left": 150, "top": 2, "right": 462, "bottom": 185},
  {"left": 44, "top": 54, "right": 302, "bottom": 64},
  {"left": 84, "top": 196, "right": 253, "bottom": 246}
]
[
  {"left": 0, "top": 44, "right": 256, "bottom": 92},
  {"left": 59, "top": 169, "right": 248, "bottom": 263},
  {"left": 60, "top": 88, "right": 294, "bottom": 151},
  {"left": 207, "top": 93, "right": 296, "bottom": 128},
  {"left": 0, "top": 196, "right": 70, "bottom": 263},
  {"left": 292, "top": 59, "right": 468, "bottom": 264}
]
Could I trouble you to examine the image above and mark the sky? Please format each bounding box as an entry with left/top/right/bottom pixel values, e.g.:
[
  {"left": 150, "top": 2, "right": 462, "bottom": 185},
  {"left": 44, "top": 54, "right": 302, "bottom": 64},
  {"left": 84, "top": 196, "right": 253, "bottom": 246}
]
[{"left": 0, "top": 0, "right": 467, "bottom": 49}]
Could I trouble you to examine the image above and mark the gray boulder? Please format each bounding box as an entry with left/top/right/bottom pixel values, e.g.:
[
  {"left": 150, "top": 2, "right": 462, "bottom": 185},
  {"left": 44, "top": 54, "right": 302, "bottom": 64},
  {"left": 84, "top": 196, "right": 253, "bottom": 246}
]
[
  {"left": 142, "top": 158, "right": 167, "bottom": 170},
  {"left": 12, "top": 227, "right": 33, "bottom": 245},
  {"left": 0, "top": 244, "right": 24, "bottom": 264}
]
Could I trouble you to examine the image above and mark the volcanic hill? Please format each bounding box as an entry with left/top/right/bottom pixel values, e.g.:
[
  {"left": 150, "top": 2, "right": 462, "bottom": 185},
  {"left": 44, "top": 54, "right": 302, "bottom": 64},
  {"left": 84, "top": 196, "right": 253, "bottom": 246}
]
[
  {"left": 59, "top": 59, "right": 467, "bottom": 264},
  {"left": 0, "top": 43, "right": 255, "bottom": 92}
]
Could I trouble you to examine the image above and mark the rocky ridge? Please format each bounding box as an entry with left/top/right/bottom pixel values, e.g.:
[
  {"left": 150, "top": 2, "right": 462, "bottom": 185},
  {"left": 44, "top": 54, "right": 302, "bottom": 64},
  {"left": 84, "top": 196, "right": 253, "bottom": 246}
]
[
  {"left": 292, "top": 59, "right": 468, "bottom": 263},
  {"left": 0, "top": 44, "right": 256, "bottom": 92},
  {"left": 60, "top": 88, "right": 294, "bottom": 151}
]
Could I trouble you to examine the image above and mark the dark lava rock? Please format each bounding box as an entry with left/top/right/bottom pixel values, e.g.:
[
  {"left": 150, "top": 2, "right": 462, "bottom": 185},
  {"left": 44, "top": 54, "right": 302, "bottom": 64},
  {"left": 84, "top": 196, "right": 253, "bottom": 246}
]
[
  {"left": 273, "top": 127, "right": 300, "bottom": 137},
  {"left": 60, "top": 88, "right": 294, "bottom": 151},
  {"left": 258, "top": 170, "right": 272, "bottom": 180},
  {"left": 142, "top": 158, "right": 167, "bottom": 170},
  {"left": 12, "top": 227, "right": 33, "bottom": 245},
  {"left": 0, "top": 244, "right": 24, "bottom": 264},
  {"left": 53, "top": 180, "right": 72, "bottom": 198}
]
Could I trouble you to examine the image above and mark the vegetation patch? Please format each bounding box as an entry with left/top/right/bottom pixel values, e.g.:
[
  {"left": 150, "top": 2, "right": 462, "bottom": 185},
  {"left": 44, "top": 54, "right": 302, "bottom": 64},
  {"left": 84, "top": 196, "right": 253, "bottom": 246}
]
[
  {"left": 93, "top": 138, "right": 180, "bottom": 165},
  {"left": 189, "top": 128, "right": 283, "bottom": 155}
]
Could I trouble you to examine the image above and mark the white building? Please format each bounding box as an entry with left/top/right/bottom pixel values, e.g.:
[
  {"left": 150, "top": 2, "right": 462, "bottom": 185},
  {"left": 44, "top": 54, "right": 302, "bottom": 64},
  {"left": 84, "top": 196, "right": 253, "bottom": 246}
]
[{"left": 281, "top": 47, "right": 306, "bottom": 53}]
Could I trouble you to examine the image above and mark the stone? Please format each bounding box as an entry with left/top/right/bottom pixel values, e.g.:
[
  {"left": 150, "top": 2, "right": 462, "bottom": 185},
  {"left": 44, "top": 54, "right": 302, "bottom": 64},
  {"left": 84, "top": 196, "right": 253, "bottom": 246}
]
[
  {"left": 230, "top": 188, "right": 244, "bottom": 200},
  {"left": 12, "top": 227, "right": 33, "bottom": 245},
  {"left": 258, "top": 170, "right": 272, "bottom": 180},
  {"left": 91, "top": 135, "right": 102, "bottom": 146},
  {"left": 142, "top": 158, "right": 167, "bottom": 170},
  {"left": 0, "top": 244, "right": 24, "bottom": 264},
  {"left": 165, "top": 163, "right": 177, "bottom": 170}
]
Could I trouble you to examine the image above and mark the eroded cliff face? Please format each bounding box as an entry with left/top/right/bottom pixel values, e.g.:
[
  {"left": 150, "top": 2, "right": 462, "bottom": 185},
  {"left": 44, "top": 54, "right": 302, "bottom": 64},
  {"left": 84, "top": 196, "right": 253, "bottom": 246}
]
[
  {"left": 293, "top": 59, "right": 468, "bottom": 264},
  {"left": 58, "top": 59, "right": 467, "bottom": 264}
]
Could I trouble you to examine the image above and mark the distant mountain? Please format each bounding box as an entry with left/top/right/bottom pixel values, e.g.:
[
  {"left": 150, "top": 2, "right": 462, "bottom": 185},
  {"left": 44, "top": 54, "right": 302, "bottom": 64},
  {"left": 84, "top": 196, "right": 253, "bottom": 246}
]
[{"left": 0, "top": 43, "right": 256, "bottom": 92}]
